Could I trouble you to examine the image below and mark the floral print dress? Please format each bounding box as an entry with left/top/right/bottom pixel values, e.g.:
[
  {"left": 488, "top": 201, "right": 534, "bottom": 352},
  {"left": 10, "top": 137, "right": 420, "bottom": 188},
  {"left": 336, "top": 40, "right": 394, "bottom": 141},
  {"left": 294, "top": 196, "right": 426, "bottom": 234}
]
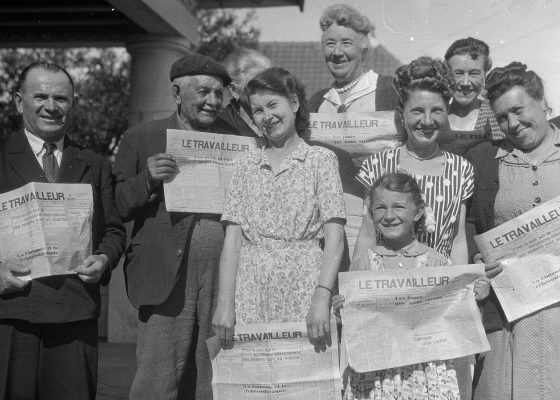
[
  {"left": 344, "top": 240, "right": 461, "bottom": 400},
  {"left": 221, "top": 139, "right": 346, "bottom": 324}
]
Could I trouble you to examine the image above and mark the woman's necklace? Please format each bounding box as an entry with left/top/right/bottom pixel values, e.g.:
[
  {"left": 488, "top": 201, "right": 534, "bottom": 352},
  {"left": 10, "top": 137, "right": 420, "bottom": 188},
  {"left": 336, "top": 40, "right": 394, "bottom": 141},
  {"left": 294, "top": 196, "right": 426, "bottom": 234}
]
[
  {"left": 404, "top": 144, "right": 440, "bottom": 161},
  {"left": 334, "top": 73, "right": 364, "bottom": 94}
]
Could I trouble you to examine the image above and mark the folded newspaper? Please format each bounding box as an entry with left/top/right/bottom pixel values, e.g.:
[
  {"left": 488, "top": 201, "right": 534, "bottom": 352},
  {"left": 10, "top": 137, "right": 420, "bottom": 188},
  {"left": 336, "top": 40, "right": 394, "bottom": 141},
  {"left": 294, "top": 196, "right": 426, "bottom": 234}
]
[
  {"left": 339, "top": 265, "right": 489, "bottom": 372},
  {"left": 164, "top": 129, "right": 262, "bottom": 213},
  {"left": 303, "top": 111, "right": 403, "bottom": 166},
  {"left": 0, "top": 182, "right": 93, "bottom": 279},
  {"left": 207, "top": 321, "right": 341, "bottom": 400},
  {"left": 474, "top": 195, "right": 560, "bottom": 321}
]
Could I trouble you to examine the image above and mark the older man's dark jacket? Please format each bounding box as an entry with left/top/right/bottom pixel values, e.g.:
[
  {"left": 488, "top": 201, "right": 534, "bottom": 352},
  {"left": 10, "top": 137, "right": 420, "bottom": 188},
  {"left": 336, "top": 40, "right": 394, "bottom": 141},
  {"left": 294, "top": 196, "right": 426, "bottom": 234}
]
[
  {"left": 114, "top": 113, "right": 243, "bottom": 308},
  {"left": 0, "top": 130, "right": 126, "bottom": 323}
]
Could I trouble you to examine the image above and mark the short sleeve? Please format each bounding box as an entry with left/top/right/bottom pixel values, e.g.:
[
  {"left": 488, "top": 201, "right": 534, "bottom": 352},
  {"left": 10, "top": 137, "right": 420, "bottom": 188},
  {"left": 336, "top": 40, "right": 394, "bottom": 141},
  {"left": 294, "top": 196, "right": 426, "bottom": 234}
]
[
  {"left": 461, "top": 158, "right": 475, "bottom": 202},
  {"left": 221, "top": 157, "right": 246, "bottom": 225},
  {"left": 316, "top": 150, "right": 346, "bottom": 223},
  {"left": 356, "top": 152, "right": 384, "bottom": 190}
]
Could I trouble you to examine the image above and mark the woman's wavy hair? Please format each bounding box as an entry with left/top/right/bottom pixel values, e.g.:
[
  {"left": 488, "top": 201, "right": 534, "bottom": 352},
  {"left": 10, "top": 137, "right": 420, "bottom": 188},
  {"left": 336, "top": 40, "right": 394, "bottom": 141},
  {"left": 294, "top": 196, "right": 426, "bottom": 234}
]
[
  {"left": 366, "top": 172, "right": 425, "bottom": 234},
  {"left": 444, "top": 37, "right": 492, "bottom": 72},
  {"left": 393, "top": 56, "right": 455, "bottom": 108},
  {"left": 246, "top": 67, "right": 310, "bottom": 135},
  {"left": 485, "top": 61, "right": 546, "bottom": 106},
  {"left": 319, "top": 4, "right": 373, "bottom": 36}
]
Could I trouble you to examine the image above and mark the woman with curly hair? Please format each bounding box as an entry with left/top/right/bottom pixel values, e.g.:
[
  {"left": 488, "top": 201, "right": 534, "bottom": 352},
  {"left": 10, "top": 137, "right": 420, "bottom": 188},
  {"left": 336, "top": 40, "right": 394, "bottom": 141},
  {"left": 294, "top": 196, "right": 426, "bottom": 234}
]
[
  {"left": 439, "top": 37, "right": 504, "bottom": 156},
  {"left": 308, "top": 3, "right": 398, "bottom": 113},
  {"left": 212, "top": 67, "right": 346, "bottom": 348},
  {"left": 468, "top": 62, "right": 560, "bottom": 400},
  {"left": 354, "top": 57, "right": 474, "bottom": 265}
]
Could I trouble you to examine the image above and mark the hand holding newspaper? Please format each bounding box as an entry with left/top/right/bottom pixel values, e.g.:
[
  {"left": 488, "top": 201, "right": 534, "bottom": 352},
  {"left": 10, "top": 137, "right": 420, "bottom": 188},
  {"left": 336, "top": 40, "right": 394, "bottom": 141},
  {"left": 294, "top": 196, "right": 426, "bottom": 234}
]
[
  {"left": 0, "top": 182, "right": 93, "bottom": 280},
  {"left": 164, "top": 129, "right": 262, "bottom": 213},
  {"left": 474, "top": 195, "right": 560, "bottom": 322},
  {"left": 207, "top": 321, "right": 341, "bottom": 400},
  {"left": 338, "top": 265, "right": 489, "bottom": 373}
]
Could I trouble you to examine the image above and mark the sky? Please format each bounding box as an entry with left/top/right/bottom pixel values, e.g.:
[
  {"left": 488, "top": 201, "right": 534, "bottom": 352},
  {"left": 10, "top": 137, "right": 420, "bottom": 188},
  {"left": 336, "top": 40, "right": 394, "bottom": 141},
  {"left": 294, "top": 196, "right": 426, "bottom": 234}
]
[{"left": 232, "top": 0, "right": 560, "bottom": 114}]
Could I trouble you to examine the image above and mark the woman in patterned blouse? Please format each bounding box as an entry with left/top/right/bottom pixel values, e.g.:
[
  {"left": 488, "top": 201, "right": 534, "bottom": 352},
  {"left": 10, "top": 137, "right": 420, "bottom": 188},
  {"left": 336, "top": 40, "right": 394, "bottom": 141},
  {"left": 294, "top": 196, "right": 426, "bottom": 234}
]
[
  {"left": 354, "top": 57, "right": 474, "bottom": 265},
  {"left": 469, "top": 62, "right": 560, "bottom": 400},
  {"left": 212, "top": 67, "right": 346, "bottom": 349}
]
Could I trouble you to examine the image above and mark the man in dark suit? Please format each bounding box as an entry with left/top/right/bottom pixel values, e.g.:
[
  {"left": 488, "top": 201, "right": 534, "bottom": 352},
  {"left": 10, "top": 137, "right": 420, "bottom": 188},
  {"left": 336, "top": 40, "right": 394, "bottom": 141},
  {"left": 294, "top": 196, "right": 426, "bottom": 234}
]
[
  {"left": 113, "top": 53, "right": 233, "bottom": 400},
  {"left": 0, "top": 62, "right": 126, "bottom": 399}
]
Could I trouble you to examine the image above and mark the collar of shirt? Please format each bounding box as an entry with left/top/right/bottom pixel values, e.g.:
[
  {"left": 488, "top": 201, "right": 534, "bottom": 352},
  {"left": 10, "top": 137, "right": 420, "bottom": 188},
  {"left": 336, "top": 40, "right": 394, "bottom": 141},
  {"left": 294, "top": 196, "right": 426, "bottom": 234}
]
[
  {"left": 253, "top": 138, "right": 310, "bottom": 168},
  {"left": 323, "top": 69, "right": 378, "bottom": 108},
  {"left": 495, "top": 123, "right": 560, "bottom": 162},
  {"left": 371, "top": 239, "right": 427, "bottom": 257},
  {"left": 24, "top": 129, "right": 64, "bottom": 166}
]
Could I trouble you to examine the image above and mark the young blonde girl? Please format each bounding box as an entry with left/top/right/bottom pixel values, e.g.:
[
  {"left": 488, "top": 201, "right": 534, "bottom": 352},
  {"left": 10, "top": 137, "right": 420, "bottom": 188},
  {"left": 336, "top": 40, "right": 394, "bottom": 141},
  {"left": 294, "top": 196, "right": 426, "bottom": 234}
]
[{"left": 334, "top": 172, "right": 489, "bottom": 400}]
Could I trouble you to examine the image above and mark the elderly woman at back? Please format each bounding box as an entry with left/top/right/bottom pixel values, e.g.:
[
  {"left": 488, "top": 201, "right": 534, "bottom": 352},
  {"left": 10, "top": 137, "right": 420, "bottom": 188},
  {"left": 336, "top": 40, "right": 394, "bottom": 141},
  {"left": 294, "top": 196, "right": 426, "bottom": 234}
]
[
  {"left": 438, "top": 37, "right": 503, "bottom": 156},
  {"left": 308, "top": 4, "right": 398, "bottom": 260},
  {"left": 218, "top": 47, "right": 271, "bottom": 137},
  {"left": 469, "top": 62, "right": 560, "bottom": 400},
  {"left": 308, "top": 3, "right": 397, "bottom": 113}
]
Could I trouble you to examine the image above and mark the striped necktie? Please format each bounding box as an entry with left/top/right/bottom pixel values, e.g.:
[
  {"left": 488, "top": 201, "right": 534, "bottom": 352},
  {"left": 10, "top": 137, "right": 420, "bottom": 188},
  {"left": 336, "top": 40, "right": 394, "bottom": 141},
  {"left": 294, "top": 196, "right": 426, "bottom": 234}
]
[{"left": 42, "top": 142, "right": 59, "bottom": 183}]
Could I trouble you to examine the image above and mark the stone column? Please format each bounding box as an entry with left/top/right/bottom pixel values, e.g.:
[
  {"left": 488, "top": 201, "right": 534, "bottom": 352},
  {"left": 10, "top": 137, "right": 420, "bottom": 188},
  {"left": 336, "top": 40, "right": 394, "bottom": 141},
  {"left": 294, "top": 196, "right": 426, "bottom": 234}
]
[{"left": 126, "top": 34, "right": 192, "bottom": 127}]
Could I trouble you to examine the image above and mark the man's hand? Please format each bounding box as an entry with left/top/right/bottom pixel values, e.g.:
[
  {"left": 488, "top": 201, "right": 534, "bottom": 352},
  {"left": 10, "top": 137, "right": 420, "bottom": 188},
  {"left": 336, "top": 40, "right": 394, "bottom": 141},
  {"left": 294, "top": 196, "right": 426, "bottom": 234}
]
[
  {"left": 0, "top": 260, "right": 30, "bottom": 295},
  {"left": 146, "top": 153, "right": 178, "bottom": 190},
  {"left": 75, "top": 254, "right": 109, "bottom": 284}
]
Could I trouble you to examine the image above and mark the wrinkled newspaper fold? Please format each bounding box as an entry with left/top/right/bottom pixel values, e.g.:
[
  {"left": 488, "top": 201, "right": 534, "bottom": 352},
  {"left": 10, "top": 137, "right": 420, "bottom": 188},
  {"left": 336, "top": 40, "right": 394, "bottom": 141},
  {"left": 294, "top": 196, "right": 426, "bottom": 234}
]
[
  {"left": 474, "top": 195, "right": 560, "bottom": 321},
  {"left": 164, "top": 129, "right": 262, "bottom": 213},
  {"left": 0, "top": 182, "right": 93, "bottom": 279},
  {"left": 303, "top": 111, "right": 403, "bottom": 166},
  {"left": 339, "top": 265, "right": 489, "bottom": 372},
  {"left": 208, "top": 321, "right": 341, "bottom": 399}
]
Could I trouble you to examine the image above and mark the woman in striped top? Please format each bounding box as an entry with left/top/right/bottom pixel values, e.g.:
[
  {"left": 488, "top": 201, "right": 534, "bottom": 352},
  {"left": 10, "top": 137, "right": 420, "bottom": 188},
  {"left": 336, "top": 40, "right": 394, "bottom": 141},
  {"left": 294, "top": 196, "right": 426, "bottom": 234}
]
[{"left": 354, "top": 57, "right": 474, "bottom": 264}]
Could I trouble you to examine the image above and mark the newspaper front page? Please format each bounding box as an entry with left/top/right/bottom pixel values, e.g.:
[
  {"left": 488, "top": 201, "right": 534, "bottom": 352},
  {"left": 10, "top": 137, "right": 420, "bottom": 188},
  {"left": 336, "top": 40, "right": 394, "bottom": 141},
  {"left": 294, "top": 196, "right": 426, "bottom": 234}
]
[
  {"left": 164, "top": 129, "right": 262, "bottom": 213},
  {"left": 0, "top": 182, "right": 93, "bottom": 279},
  {"left": 339, "top": 265, "right": 489, "bottom": 373},
  {"left": 208, "top": 321, "right": 341, "bottom": 400},
  {"left": 474, "top": 195, "right": 560, "bottom": 321},
  {"left": 303, "top": 111, "right": 403, "bottom": 166}
]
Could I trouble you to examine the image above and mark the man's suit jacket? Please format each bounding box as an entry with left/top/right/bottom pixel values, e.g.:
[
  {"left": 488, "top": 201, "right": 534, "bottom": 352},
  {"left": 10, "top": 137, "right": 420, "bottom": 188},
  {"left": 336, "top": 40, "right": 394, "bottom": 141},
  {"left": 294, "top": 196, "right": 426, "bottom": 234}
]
[
  {"left": 0, "top": 130, "right": 126, "bottom": 323},
  {"left": 114, "top": 114, "right": 203, "bottom": 308}
]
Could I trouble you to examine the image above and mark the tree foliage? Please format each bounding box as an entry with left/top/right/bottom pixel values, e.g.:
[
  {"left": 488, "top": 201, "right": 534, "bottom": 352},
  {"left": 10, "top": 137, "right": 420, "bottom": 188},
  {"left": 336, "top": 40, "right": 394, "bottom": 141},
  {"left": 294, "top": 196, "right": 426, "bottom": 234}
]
[
  {"left": 0, "top": 48, "right": 130, "bottom": 158},
  {"left": 196, "top": 9, "right": 261, "bottom": 62}
]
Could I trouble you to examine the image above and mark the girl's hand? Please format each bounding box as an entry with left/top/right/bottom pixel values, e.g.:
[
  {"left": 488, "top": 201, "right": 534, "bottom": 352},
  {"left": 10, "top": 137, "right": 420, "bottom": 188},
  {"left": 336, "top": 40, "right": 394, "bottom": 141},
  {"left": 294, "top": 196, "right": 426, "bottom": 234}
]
[
  {"left": 306, "top": 287, "right": 332, "bottom": 351},
  {"left": 474, "top": 276, "right": 491, "bottom": 301},
  {"left": 212, "top": 303, "right": 236, "bottom": 350},
  {"left": 332, "top": 294, "right": 345, "bottom": 318}
]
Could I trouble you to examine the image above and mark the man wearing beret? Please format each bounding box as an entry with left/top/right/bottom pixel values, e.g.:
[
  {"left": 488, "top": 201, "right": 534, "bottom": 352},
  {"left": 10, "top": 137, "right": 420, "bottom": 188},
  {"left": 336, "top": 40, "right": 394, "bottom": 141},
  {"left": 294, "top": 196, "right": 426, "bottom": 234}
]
[{"left": 114, "top": 53, "right": 234, "bottom": 399}]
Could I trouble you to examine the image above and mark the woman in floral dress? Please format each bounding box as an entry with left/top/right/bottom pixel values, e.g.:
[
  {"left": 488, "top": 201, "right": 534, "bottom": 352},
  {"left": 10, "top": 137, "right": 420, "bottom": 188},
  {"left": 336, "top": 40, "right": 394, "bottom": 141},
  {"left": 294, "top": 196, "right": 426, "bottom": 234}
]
[{"left": 212, "top": 67, "right": 346, "bottom": 348}]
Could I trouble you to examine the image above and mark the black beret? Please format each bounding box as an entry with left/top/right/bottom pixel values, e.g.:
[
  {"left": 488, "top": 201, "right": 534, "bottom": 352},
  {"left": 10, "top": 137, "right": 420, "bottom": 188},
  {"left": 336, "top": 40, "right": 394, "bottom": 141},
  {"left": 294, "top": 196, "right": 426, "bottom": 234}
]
[{"left": 169, "top": 53, "right": 231, "bottom": 86}]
